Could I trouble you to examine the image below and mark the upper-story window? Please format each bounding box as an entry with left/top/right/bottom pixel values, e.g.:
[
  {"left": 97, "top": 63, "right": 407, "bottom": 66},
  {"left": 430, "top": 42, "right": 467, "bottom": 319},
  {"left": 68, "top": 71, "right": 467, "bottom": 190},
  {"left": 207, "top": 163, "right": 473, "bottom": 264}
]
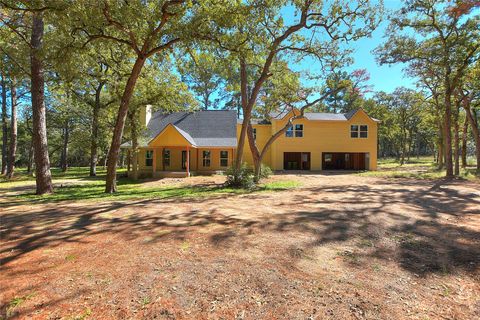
[
  {"left": 351, "top": 125, "right": 368, "bottom": 138},
  {"left": 253, "top": 128, "right": 257, "bottom": 140},
  {"left": 145, "top": 150, "right": 153, "bottom": 166},
  {"left": 286, "top": 124, "right": 303, "bottom": 138}
]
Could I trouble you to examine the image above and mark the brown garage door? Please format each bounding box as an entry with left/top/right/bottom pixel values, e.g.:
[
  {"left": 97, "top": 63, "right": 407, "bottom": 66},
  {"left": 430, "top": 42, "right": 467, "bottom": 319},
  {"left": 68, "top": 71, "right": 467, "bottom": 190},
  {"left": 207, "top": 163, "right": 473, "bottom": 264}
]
[
  {"left": 322, "top": 153, "right": 366, "bottom": 170},
  {"left": 284, "top": 152, "right": 311, "bottom": 170}
]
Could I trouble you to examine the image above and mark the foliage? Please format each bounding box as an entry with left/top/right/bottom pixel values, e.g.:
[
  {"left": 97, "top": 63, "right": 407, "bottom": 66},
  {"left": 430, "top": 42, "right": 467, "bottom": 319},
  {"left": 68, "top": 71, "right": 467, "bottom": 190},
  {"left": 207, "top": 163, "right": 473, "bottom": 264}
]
[
  {"left": 258, "top": 163, "right": 273, "bottom": 179},
  {"left": 225, "top": 162, "right": 255, "bottom": 189},
  {"left": 1, "top": 166, "right": 300, "bottom": 204}
]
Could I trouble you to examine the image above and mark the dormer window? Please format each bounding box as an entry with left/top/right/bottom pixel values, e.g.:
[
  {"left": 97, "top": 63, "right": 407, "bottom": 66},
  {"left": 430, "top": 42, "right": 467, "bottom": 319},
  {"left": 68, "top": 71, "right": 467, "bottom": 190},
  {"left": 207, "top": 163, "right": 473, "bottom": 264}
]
[{"left": 351, "top": 125, "right": 368, "bottom": 138}]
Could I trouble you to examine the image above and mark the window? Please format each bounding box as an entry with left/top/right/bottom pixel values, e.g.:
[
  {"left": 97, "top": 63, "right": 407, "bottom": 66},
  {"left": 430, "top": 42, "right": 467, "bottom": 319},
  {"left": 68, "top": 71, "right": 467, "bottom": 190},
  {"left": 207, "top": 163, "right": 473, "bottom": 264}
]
[
  {"left": 324, "top": 153, "right": 332, "bottom": 162},
  {"left": 360, "top": 125, "right": 368, "bottom": 138},
  {"left": 350, "top": 125, "right": 359, "bottom": 138},
  {"left": 286, "top": 124, "right": 303, "bottom": 137},
  {"left": 286, "top": 126, "right": 294, "bottom": 137},
  {"left": 145, "top": 150, "right": 153, "bottom": 166},
  {"left": 295, "top": 124, "right": 303, "bottom": 137},
  {"left": 163, "top": 149, "right": 170, "bottom": 167},
  {"left": 351, "top": 125, "right": 368, "bottom": 138},
  {"left": 253, "top": 128, "right": 257, "bottom": 140},
  {"left": 220, "top": 151, "right": 228, "bottom": 167},
  {"left": 202, "top": 150, "right": 211, "bottom": 167}
]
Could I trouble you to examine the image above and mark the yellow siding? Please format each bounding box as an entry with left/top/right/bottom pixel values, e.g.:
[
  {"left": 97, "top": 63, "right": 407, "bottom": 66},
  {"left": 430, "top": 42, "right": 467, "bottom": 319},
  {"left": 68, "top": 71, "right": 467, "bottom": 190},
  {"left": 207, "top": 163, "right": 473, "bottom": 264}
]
[
  {"left": 236, "top": 124, "right": 272, "bottom": 167},
  {"left": 237, "top": 109, "right": 378, "bottom": 170},
  {"left": 136, "top": 147, "right": 234, "bottom": 173},
  {"left": 134, "top": 109, "right": 377, "bottom": 176},
  {"left": 149, "top": 124, "right": 193, "bottom": 147}
]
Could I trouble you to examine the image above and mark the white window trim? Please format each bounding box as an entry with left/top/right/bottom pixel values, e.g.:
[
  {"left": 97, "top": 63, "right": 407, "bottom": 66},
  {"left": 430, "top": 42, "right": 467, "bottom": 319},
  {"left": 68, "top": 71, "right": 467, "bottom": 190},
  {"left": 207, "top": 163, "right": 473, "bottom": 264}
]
[
  {"left": 285, "top": 124, "right": 304, "bottom": 138},
  {"left": 351, "top": 124, "right": 368, "bottom": 139}
]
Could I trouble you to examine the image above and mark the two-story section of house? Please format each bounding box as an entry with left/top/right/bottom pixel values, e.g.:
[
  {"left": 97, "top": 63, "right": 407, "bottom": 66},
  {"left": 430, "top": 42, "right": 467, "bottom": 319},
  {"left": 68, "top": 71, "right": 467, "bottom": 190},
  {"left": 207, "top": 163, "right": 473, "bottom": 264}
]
[
  {"left": 122, "top": 106, "right": 378, "bottom": 178},
  {"left": 238, "top": 108, "right": 379, "bottom": 171}
]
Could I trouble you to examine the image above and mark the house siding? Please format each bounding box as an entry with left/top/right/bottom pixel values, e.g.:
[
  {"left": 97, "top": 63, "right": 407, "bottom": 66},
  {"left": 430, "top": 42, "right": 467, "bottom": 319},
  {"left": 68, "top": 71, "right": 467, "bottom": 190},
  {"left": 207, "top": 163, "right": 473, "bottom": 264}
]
[
  {"left": 134, "top": 147, "right": 234, "bottom": 174},
  {"left": 237, "top": 110, "right": 378, "bottom": 171}
]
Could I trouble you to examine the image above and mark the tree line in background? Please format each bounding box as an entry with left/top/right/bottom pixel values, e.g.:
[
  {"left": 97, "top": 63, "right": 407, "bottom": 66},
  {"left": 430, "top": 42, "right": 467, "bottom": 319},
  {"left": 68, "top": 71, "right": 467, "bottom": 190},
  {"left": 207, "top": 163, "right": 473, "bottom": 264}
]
[{"left": 0, "top": 0, "right": 479, "bottom": 194}]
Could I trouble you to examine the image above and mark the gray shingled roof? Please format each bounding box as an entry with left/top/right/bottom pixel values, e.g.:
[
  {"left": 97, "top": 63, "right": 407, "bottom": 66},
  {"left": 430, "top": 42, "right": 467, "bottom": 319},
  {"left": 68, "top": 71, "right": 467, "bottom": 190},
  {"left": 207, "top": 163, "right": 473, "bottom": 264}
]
[
  {"left": 130, "top": 110, "right": 238, "bottom": 147},
  {"left": 265, "top": 109, "right": 380, "bottom": 122}
]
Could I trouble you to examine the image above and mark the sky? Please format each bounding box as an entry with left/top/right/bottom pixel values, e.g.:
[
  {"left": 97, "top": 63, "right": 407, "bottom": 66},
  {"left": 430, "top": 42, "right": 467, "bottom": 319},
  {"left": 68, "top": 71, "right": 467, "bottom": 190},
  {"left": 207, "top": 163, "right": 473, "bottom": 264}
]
[
  {"left": 288, "top": 0, "right": 417, "bottom": 96},
  {"left": 346, "top": 1, "right": 416, "bottom": 94}
]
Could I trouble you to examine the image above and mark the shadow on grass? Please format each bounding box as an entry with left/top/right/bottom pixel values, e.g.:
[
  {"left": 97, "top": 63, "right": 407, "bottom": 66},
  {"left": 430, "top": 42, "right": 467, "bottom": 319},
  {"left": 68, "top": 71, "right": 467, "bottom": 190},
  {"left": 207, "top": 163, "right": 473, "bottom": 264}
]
[
  {"left": 1, "top": 176, "right": 298, "bottom": 207},
  {"left": 0, "top": 175, "right": 479, "bottom": 318}
]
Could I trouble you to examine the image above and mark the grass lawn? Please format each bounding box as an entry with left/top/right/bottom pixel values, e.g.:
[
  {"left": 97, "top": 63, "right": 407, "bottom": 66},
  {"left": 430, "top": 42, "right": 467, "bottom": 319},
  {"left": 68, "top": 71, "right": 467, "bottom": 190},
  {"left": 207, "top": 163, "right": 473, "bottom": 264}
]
[
  {"left": 1, "top": 167, "right": 301, "bottom": 205},
  {"left": 358, "top": 156, "right": 479, "bottom": 181}
]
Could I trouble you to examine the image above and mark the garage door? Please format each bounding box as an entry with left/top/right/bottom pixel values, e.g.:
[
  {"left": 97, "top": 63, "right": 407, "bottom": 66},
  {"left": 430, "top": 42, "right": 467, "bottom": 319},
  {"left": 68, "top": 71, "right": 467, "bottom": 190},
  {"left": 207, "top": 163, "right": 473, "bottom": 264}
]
[
  {"left": 284, "top": 152, "right": 311, "bottom": 170},
  {"left": 322, "top": 152, "right": 366, "bottom": 170}
]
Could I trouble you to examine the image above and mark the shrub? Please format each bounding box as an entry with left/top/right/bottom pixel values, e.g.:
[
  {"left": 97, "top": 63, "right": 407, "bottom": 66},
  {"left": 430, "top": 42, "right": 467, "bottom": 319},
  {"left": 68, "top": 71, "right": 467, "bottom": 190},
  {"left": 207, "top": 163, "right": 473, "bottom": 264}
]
[
  {"left": 258, "top": 164, "right": 272, "bottom": 179},
  {"left": 225, "top": 163, "right": 255, "bottom": 189}
]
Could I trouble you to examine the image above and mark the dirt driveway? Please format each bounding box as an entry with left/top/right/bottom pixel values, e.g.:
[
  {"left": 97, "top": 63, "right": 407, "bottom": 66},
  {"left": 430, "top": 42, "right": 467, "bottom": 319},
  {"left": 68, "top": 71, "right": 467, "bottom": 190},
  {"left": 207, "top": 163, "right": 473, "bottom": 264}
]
[{"left": 1, "top": 174, "right": 479, "bottom": 319}]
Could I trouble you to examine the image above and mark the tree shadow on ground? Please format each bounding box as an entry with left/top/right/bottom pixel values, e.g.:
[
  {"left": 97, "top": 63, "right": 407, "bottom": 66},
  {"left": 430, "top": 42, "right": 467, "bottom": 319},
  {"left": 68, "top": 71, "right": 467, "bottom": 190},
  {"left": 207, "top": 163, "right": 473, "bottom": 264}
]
[{"left": 1, "top": 178, "right": 479, "bottom": 278}]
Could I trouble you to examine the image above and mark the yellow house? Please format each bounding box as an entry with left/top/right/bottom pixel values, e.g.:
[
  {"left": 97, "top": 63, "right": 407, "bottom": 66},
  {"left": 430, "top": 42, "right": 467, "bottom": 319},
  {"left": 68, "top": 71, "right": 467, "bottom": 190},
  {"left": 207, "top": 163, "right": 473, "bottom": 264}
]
[
  {"left": 122, "top": 106, "right": 378, "bottom": 177},
  {"left": 241, "top": 108, "right": 379, "bottom": 171},
  {"left": 122, "top": 107, "right": 238, "bottom": 178}
]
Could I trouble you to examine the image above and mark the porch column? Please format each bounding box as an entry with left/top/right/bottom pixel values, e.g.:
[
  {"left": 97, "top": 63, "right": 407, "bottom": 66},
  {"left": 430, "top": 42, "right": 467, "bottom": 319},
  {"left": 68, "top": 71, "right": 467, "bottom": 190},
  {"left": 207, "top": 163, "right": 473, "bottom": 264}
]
[
  {"left": 152, "top": 148, "right": 157, "bottom": 176},
  {"left": 186, "top": 146, "right": 190, "bottom": 177}
]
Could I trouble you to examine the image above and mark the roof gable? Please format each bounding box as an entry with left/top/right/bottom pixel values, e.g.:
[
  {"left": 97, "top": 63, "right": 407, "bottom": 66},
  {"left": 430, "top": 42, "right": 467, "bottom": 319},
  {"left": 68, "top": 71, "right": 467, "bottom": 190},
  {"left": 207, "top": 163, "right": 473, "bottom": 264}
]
[
  {"left": 146, "top": 110, "right": 237, "bottom": 147},
  {"left": 149, "top": 124, "right": 195, "bottom": 147}
]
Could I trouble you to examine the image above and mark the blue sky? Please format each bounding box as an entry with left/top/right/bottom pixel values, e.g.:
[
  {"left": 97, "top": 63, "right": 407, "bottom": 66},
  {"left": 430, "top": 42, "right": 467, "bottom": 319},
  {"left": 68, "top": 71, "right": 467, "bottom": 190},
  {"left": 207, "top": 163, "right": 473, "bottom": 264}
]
[
  {"left": 289, "top": 0, "right": 416, "bottom": 95},
  {"left": 347, "top": 0, "right": 416, "bottom": 94}
]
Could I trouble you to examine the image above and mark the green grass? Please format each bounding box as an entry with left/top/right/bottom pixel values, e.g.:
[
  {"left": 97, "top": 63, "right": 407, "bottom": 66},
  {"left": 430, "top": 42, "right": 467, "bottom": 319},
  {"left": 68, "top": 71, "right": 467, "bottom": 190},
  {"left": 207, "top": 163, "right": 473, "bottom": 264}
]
[
  {"left": 358, "top": 157, "right": 478, "bottom": 181},
  {"left": 6, "top": 293, "right": 36, "bottom": 317},
  {"left": 1, "top": 167, "right": 301, "bottom": 205},
  {"left": 0, "top": 167, "right": 126, "bottom": 189},
  {"left": 261, "top": 180, "right": 302, "bottom": 190}
]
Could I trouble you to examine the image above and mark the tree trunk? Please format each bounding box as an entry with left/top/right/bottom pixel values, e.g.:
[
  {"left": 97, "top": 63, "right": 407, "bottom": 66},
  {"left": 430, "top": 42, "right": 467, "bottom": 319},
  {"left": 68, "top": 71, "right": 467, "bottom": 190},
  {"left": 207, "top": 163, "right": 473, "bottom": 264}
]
[
  {"left": 1, "top": 72, "right": 8, "bottom": 175},
  {"left": 438, "top": 124, "right": 444, "bottom": 169},
  {"left": 443, "top": 86, "right": 454, "bottom": 178},
  {"left": 89, "top": 83, "right": 103, "bottom": 177},
  {"left": 246, "top": 123, "right": 261, "bottom": 181},
  {"left": 127, "top": 149, "right": 131, "bottom": 172},
  {"left": 105, "top": 56, "right": 146, "bottom": 193},
  {"left": 120, "top": 149, "right": 125, "bottom": 168},
  {"left": 6, "top": 79, "right": 17, "bottom": 179},
  {"left": 129, "top": 111, "right": 139, "bottom": 180},
  {"left": 464, "top": 105, "right": 480, "bottom": 174},
  {"left": 30, "top": 12, "right": 53, "bottom": 194},
  {"left": 103, "top": 147, "right": 109, "bottom": 170},
  {"left": 234, "top": 58, "right": 251, "bottom": 170},
  {"left": 453, "top": 110, "right": 460, "bottom": 176},
  {"left": 27, "top": 140, "right": 34, "bottom": 174},
  {"left": 60, "top": 118, "right": 69, "bottom": 172},
  {"left": 461, "top": 116, "right": 468, "bottom": 168}
]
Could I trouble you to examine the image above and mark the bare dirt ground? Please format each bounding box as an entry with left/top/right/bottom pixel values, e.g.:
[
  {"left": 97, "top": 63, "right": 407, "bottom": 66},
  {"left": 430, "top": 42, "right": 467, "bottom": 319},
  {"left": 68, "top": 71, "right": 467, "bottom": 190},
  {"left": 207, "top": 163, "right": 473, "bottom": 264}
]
[{"left": 1, "top": 173, "right": 479, "bottom": 319}]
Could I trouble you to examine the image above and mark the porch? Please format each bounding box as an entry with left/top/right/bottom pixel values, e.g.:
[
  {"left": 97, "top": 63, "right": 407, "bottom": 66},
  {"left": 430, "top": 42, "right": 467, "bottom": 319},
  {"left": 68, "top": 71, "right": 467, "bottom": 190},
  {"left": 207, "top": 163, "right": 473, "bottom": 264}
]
[{"left": 127, "top": 146, "right": 236, "bottom": 178}]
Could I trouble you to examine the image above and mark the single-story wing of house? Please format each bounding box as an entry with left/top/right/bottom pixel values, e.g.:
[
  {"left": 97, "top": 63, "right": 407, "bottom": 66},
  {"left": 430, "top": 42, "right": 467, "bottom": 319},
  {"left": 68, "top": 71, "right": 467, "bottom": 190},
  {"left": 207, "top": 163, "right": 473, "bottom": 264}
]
[{"left": 121, "top": 106, "right": 379, "bottom": 178}]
